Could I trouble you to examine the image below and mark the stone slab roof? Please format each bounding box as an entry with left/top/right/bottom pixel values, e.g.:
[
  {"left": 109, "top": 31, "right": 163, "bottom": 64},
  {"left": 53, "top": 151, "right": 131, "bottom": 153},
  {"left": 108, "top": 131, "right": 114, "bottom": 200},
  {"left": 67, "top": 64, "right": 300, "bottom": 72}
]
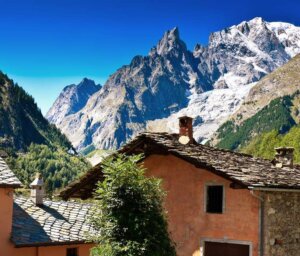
[
  {"left": 12, "top": 197, "right": 94, "bottom": 247},
  {"left": 60, "top": 132, "right": 300, "bottom": 200},
  {"left": 0, "top": 157, "right": 22, "bottom": 188}
]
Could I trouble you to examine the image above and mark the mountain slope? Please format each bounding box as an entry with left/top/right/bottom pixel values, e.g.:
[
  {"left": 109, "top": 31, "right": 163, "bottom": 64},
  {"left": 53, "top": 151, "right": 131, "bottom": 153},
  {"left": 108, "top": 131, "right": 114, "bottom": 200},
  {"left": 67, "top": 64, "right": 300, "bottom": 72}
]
[
  {"left": 0, "top": 72, "right": 72, "bottom": 151},
  {"left": 212, "top": 53, "right": 300, "bottom": 149},
  {"left": 48, "top": 18, "right": 300, "bottom": 151},
  {"left": 227, "top": 54, "right": 300, "bottom": 124},
  {"left": 46, "top": 78, "right": 101, "bottom": 125},
  {"left": 241, "top": 125, "right": 300, "bottom": 163},
  {"left": 215, "top": 95, "right": 298, "bottom": 150}
]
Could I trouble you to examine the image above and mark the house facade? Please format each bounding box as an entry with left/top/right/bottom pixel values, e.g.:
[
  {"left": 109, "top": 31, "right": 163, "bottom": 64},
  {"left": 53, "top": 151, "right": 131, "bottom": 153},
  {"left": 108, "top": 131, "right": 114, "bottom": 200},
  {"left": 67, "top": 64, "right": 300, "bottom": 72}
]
[
  {"left": 61, "top": 116, "right": 300, "bottom": 256},
  {"left": 0, "top": 157, "right": 94, "bottom": 256}
]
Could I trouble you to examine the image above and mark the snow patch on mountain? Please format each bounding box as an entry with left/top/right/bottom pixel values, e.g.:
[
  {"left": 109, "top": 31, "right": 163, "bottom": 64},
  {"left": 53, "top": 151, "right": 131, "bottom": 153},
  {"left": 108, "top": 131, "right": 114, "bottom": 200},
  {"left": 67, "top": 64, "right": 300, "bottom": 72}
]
[
  {"left": 147, "top": 83, "right": 255, "bottom": 143},
  {"left": 267, "top": 21, "right": 300, "bottom": 57}
]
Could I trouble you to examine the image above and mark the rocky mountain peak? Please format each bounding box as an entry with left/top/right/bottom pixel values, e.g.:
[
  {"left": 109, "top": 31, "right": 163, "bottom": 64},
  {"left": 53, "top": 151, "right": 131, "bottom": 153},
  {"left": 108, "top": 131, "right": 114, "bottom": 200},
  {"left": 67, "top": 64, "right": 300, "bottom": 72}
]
[
  {"left": 155, "top": 27, "right": 187, "bottom": 56},
  {"left": 46, "top": 78, "right": 100, "bottom": 125},
  {"left": 78, "top": 78, "right": 99, "bottom": 90},
  {"left": 248, "top": 17, "right": 264, "bottom": 25}
]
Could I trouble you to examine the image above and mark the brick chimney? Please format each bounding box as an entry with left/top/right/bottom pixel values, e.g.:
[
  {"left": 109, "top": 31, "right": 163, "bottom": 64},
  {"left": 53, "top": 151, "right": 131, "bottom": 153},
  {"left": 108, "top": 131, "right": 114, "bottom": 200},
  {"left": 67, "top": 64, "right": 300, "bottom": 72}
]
[
  {"left": 273, "top": 147, "right": 294, "bottom": 168},
  {"left": 30, "top": 173, "right": 44, "bottom": 206},
  {"left": 178, "top": 116, "right": 193, "bottom": 144}
]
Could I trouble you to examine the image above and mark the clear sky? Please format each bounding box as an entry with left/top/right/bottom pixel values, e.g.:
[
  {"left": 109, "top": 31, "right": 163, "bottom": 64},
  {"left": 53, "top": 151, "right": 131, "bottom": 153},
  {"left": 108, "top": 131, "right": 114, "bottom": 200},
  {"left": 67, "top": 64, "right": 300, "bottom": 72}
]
[{"left": 0, "top": 0, "right": 299, "bottom": 114}]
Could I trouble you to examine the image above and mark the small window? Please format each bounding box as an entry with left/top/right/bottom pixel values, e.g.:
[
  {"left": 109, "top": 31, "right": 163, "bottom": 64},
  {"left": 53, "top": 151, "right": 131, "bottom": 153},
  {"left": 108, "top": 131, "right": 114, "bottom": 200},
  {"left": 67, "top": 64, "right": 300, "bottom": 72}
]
[
  {"left": 67, "top": 248, "right": 78, "bottom": 256},
  {"left": 206, "top": 185, "right": 224, "bottom": 213}
]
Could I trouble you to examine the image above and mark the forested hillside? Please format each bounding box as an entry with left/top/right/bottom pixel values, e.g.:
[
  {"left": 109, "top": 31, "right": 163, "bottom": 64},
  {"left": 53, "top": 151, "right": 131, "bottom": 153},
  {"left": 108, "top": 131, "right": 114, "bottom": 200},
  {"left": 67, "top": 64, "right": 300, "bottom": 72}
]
[
  {"left": 0, "top": 72, "right": 91, "bottom": 193},
  {"left": 241, "top": 127, "right": 300, "bottom": 163},
  {"left": 0, "top": 72, "right": 72, "bottom": 152},
  {"left": 215, "top": 94, "right": 298, "bottom": 150},
  {"left": 7, "top": 144, "right": 91, "bottom": 195}
]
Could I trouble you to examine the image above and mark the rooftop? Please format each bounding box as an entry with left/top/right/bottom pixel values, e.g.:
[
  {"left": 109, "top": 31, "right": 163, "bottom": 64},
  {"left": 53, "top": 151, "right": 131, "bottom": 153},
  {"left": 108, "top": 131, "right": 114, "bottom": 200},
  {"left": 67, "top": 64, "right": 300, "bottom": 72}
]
[
  {"left": 0, "top": 156, "right": 22, "bottom": 188},
  {"left": 60, "top": 132, "right": 300, "bottom": 200},
  {"left": 12, "top": 197, "right": 93, "bottom": 247}
]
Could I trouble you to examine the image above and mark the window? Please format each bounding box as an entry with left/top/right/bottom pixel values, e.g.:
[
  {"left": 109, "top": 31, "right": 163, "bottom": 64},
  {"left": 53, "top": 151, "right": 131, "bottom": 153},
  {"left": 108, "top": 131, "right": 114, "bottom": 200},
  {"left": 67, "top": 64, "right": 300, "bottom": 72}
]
[
  {"left": 67, "top": 248, "right": 78, "bottom": 256},
  {"left": 206, "top": 185, "right": 224, "bottom": 213}
]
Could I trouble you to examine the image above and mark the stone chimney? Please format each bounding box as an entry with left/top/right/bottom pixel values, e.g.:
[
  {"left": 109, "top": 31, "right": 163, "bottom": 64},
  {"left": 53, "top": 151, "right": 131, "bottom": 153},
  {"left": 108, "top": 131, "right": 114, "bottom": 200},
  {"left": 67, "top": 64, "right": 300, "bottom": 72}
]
[
  {"left": 273, "top": 147, "right": 294, "bottom": 168},
  {"left": 178, "top": 116, "right": 193, "bottom": 144},
  {"left": 30, "top": 173, "right": 44, "bottom": 206}
]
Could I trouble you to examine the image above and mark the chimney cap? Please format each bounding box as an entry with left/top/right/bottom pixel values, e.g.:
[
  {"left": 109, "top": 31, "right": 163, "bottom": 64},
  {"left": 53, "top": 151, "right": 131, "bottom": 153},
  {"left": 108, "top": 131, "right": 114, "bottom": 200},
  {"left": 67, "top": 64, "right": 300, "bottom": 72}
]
[
  {"left": 179, "top": 116, "right": 193, "bottom": 121},
  {"left": 273, "top": 147, "right": 294, "bottom": 168},
  {"left": 30, "top": 173, "right": 44, "bottom": 187}
]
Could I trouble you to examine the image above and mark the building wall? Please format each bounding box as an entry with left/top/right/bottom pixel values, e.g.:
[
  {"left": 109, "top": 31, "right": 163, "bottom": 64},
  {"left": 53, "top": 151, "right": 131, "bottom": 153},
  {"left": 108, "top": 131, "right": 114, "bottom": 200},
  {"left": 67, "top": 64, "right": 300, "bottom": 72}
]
[
  {"left": 143, "top": 154, "right": 260, "bottom": 256},
  {"left": 262, "top": 191, "right": 300, "bottom": 256},
  {"left": 0, "top": 188, "right": 14, "bottom": 255},
  {"left": 2, "top": 243, "right": 93, "bottom": 256}
]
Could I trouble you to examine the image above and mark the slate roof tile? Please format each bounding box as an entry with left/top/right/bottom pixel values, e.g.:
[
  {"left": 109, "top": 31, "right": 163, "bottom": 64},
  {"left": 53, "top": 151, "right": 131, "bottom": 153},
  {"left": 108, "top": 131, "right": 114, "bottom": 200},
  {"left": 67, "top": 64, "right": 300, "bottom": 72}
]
[
  {"left": 60, "top": 132, "right": 300, "bottom": 199},
  {"left": 12, "top": 197, "right": 94, "bottom": 247},
  {"left": 0, "top": 157, "right": 22, "bottom": 188}
]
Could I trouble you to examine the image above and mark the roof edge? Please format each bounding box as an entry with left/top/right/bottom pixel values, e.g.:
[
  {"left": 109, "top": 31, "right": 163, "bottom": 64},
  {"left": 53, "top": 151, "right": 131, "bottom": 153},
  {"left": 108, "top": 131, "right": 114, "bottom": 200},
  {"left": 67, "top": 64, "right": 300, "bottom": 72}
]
[
  {"left": 0, "top": 184, "right": 22, "bottom": 189},
  {"left": 12, "top": 239, "right": 93, "bottom": 248},
  {"left": 248, "top": 186, "right": 300, "bottom": 192}
]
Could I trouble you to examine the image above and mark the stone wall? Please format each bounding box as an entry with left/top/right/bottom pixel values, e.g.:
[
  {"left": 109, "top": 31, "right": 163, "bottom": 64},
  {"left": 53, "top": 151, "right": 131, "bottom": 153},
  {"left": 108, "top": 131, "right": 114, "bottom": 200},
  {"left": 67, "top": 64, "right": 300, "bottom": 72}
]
[{"left": 263, "top": 191, "right": 300, "bottom": 256}]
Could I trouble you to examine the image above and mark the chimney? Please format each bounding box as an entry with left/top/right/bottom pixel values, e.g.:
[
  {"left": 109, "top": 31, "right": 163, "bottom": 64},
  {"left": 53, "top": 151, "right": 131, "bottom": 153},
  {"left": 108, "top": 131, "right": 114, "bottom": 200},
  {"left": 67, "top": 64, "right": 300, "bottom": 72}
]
[
  {"left": 178, "top": 116, "right": 193, "bottom": 144},
  {"left": 273, "top": 147, "right": 294, "bottom": 168},
  {"left": 30, "top": 173, "right": 44, "bottom": 206}
]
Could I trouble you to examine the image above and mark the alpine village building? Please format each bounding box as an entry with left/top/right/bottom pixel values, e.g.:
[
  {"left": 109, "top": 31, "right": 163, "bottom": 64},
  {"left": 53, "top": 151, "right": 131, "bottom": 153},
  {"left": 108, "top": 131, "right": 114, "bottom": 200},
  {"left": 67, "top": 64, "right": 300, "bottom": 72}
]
[
  {"left": 60, "top": 116, "right": 300, "bottom": 256},
  {"left": 1, "top": 116, "right": 300, "bottom": 256},
  {"left": 0, "top": 157, "right": 94, "bottom": 256}
]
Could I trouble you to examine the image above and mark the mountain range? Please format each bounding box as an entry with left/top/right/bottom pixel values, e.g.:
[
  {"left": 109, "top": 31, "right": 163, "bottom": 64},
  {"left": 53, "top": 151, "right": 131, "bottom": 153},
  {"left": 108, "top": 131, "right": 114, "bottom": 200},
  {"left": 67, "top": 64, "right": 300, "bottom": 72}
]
[{"left": 46, "top": 17, "right": 300, "bottom": 151}]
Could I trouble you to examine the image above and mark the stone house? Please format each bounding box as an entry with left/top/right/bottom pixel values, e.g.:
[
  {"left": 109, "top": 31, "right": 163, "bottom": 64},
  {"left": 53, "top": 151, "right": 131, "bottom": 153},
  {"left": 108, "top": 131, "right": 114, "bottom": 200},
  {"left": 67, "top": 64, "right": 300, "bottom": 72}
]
[
  {"left": 0, "top": 157, "right": 94, "bottom": 256},
  {"left": 61, "top": 116, "right": 300, "bottom": 256}
]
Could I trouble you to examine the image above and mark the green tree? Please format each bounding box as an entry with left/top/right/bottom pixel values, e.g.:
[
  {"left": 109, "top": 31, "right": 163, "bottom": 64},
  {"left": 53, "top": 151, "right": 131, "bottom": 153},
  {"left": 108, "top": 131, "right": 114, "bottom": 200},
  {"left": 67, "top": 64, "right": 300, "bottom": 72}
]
[
  {"left": 7, "top": 143, "right": 91, "bottom": 194},
  {"left": 88, "top": 154, "right": 176, "bottom": 256}
]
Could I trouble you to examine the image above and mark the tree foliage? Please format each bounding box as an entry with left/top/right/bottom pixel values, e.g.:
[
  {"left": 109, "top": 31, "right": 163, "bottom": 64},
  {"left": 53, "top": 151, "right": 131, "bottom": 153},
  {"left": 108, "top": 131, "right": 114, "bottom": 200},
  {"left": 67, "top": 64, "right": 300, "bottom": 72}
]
[
  {"left": 7, "top": 144, "right": 91, "bottom": 194},
  {"left": 88, "top": 154, "right": 176, "bottom": 256},
  {"left": 242, "top": 125, "right": 300, "bottom": 163}
]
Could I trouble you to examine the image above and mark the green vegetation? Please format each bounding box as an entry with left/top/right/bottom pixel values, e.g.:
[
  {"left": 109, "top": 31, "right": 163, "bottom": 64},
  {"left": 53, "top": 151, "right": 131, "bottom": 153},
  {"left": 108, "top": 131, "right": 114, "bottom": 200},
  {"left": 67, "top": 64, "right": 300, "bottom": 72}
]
[
  {"left": 0, "top": 71, "right": 72, "bottom": 152},
  {"left": 7, "top": 144, "right": 91, "bottom": 195},
  {"left": 0, "top": 71, "right": 88, "bottom": 194},
  {"left": 242, "top": 126, "right": 300, "bottom": 163},
  {"left": 89, "top": 154, "right": 176, "bottom": 256},
  {"left": 81, "top": 144, "right": 96, "bottom": 156},
  {"left": 216, "top": 95, "right": 297, "bottom": 150}
]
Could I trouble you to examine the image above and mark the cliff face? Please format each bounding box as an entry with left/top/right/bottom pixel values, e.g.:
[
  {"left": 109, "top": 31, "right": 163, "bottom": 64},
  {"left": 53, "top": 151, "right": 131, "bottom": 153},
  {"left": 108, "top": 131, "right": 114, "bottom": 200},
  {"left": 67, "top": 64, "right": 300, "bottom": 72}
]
[{"left": 46, "top": 78, "right": 101, "bottom": 126}]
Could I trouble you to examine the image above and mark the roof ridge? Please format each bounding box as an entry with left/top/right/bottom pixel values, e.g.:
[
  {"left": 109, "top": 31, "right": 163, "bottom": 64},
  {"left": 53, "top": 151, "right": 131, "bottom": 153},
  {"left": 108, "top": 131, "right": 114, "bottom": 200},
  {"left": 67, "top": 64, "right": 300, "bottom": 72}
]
[{"left": 60, "top": 132, "right": 300, "bottom": 199}]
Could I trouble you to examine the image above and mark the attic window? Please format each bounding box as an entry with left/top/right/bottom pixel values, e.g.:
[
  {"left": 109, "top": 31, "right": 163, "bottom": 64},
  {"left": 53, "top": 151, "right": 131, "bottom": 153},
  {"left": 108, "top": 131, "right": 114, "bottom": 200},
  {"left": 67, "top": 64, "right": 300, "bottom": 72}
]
[
  {"left": 206, "top": 185, "right": 224, "bottom": 214},
  {"left": 67, "top": 248, "right": 78, "bottom": 256}
]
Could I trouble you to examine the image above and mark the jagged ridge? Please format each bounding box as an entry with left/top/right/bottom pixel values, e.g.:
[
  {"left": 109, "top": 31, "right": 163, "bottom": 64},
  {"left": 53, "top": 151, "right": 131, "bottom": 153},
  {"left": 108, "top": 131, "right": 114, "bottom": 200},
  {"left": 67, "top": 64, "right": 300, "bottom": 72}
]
[{"left": 47, "top": 17, "right": 300, "bottom": 151}]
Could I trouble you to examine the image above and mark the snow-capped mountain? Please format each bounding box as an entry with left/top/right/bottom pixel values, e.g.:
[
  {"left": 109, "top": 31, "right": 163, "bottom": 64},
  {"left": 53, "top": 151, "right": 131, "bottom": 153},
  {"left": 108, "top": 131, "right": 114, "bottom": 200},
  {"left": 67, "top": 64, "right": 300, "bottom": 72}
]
[
  {"left": 148, "top": 18, "right": 300, "bottom": 142},
  {"left": 47, "top": 17, "right": 300, "bottom": 150},
  {"left": 46, "top": 78, "right": 101, "bottom": 125}
]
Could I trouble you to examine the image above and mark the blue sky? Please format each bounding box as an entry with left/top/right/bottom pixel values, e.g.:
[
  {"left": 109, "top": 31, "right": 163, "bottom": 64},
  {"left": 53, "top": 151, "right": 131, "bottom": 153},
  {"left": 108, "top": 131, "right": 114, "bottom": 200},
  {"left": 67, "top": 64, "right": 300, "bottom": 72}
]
[{"left": 0, "top": 0, "right": 300, "bottom": 114}]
